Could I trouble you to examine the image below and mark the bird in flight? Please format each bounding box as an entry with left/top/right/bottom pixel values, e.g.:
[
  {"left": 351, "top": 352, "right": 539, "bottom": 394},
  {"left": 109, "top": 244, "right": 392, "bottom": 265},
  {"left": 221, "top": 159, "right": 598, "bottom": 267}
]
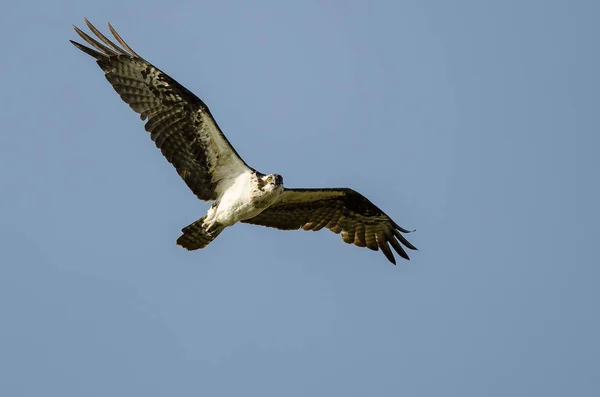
[{"left": 70, "top": 19, "right": 417, "bottom": 264}]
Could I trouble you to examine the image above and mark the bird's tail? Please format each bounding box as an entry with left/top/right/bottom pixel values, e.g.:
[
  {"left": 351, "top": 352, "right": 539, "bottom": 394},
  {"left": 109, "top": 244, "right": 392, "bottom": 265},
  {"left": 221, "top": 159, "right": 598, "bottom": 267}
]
[{"left": 176, "top": 217, "right": 224, "bottom": 250}]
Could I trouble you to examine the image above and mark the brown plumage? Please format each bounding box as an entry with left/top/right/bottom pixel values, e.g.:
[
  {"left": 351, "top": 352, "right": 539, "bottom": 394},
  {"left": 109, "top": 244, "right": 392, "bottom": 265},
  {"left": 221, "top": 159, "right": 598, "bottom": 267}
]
[
  {"left": 243, "top": 189, "right": 417, "bottom": 264},
  {"left": 71, "top": 20, "right": 417, "bottom": 265},
  {"left": 71, "top": 19, "right": 252, "bottom": 202}
]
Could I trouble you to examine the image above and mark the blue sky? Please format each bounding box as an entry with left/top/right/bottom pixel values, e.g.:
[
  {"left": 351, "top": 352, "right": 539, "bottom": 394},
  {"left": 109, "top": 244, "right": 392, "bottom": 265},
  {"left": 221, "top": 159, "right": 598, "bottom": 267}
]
[{"left": 1, "top": 0, "right": 598, "bottom": 396}]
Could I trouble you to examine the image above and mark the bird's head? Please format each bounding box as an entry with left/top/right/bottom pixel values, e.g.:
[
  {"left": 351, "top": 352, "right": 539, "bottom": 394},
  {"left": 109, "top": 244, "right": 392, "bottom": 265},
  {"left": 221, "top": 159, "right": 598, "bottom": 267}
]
[
  {"left": 267, "top": 173, "right": 283, "bottom": 186},
  {"left": 260, "top": 173, "right": 284, "bottom": 193}
]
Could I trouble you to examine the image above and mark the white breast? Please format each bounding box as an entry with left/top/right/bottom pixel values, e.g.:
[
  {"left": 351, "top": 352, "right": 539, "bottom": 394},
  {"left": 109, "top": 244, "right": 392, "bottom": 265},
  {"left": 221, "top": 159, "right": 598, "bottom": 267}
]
[{"left": 212, "top": 171, "right": 258, "bottom": 226}]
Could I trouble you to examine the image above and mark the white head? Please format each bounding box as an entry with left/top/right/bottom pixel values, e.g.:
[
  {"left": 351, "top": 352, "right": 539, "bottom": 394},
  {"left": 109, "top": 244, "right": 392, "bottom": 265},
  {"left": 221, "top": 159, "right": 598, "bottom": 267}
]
[
  {"left": 249, "top": 172, "right": 284, "bottom": 208},
  {"left": 259, "top": 173, "right": 284, "bottom": 194}
]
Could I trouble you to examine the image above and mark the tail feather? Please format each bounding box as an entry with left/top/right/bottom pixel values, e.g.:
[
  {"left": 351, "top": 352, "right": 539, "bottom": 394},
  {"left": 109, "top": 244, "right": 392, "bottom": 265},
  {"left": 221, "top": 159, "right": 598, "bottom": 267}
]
[{"left": 177, "top": 217, "right": 224, "bottom": 250}]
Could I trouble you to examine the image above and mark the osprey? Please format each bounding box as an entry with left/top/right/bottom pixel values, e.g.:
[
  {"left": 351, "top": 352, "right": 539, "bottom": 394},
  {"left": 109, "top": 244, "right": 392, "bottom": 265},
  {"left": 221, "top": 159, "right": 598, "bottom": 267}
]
[{"left": 71, "top": 20, "right": 417, "bottom": 264}]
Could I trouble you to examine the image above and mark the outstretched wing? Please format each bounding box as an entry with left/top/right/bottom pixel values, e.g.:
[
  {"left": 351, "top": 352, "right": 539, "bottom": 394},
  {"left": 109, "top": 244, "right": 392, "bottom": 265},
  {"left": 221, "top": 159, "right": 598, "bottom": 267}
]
[
  {"left": 70, "top": 19, "right": 252, "bottom": 201},
  {"left": 242, "top": 188, "right": 417, "bottom": 264}
]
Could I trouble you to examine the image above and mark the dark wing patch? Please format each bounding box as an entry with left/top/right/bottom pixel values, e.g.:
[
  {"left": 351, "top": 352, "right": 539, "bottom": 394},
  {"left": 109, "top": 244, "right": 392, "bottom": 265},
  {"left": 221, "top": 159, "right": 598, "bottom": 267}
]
[
  {"left": 242, "top": 188, "right": 417, "bottom": 264},
  {"left": 71, "top": 19, "right": 251, "bottom": 201}
]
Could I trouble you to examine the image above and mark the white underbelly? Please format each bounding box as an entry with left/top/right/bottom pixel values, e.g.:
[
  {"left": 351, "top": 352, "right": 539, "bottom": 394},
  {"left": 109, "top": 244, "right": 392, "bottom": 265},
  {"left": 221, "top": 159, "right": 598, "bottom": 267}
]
[{"left": 214, "top": 198, "right": 264, "bottom": 226}]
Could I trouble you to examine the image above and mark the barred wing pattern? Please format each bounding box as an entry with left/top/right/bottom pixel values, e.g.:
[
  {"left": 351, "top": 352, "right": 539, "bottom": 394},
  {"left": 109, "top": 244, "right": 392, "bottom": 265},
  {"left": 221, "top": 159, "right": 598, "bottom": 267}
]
[
  {"left": 71, "top": 19, "right": 251, "bottom": 201},
  {"left": 242, "top": 188, "right": 417, "bottom": 264}
]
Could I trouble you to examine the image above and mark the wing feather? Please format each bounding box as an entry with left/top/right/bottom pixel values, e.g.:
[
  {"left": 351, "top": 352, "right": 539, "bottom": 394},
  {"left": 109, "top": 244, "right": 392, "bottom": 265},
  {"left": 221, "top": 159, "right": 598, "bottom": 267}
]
[
  {"left": 84, "top": 18, "right": 128, "bottom": 55},
  {"left": 73, "top": 25, "right": 120, "bottom": 56},
  {"left": 353, "top": 223, "right": 367, "bottom": 247},
  {"left": 71, "top": 20, "right": 252, "bottom": 201},
  {"left": 242, "top": 188, "right": 417, "bottom": 264}
]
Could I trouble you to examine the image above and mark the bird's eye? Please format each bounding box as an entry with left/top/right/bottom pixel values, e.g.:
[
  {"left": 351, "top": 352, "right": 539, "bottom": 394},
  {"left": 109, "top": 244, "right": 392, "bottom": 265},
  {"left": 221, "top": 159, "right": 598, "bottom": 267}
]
[{"left": 267, "top": 175, "right": 273, "bottom": 183}]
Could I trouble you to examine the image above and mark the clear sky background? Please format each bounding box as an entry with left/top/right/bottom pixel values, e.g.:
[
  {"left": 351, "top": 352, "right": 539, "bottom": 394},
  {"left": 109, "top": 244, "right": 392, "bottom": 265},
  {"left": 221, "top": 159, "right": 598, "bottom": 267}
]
[{"left": 1, "top": 0, "right": 598, "bottom": 396}]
